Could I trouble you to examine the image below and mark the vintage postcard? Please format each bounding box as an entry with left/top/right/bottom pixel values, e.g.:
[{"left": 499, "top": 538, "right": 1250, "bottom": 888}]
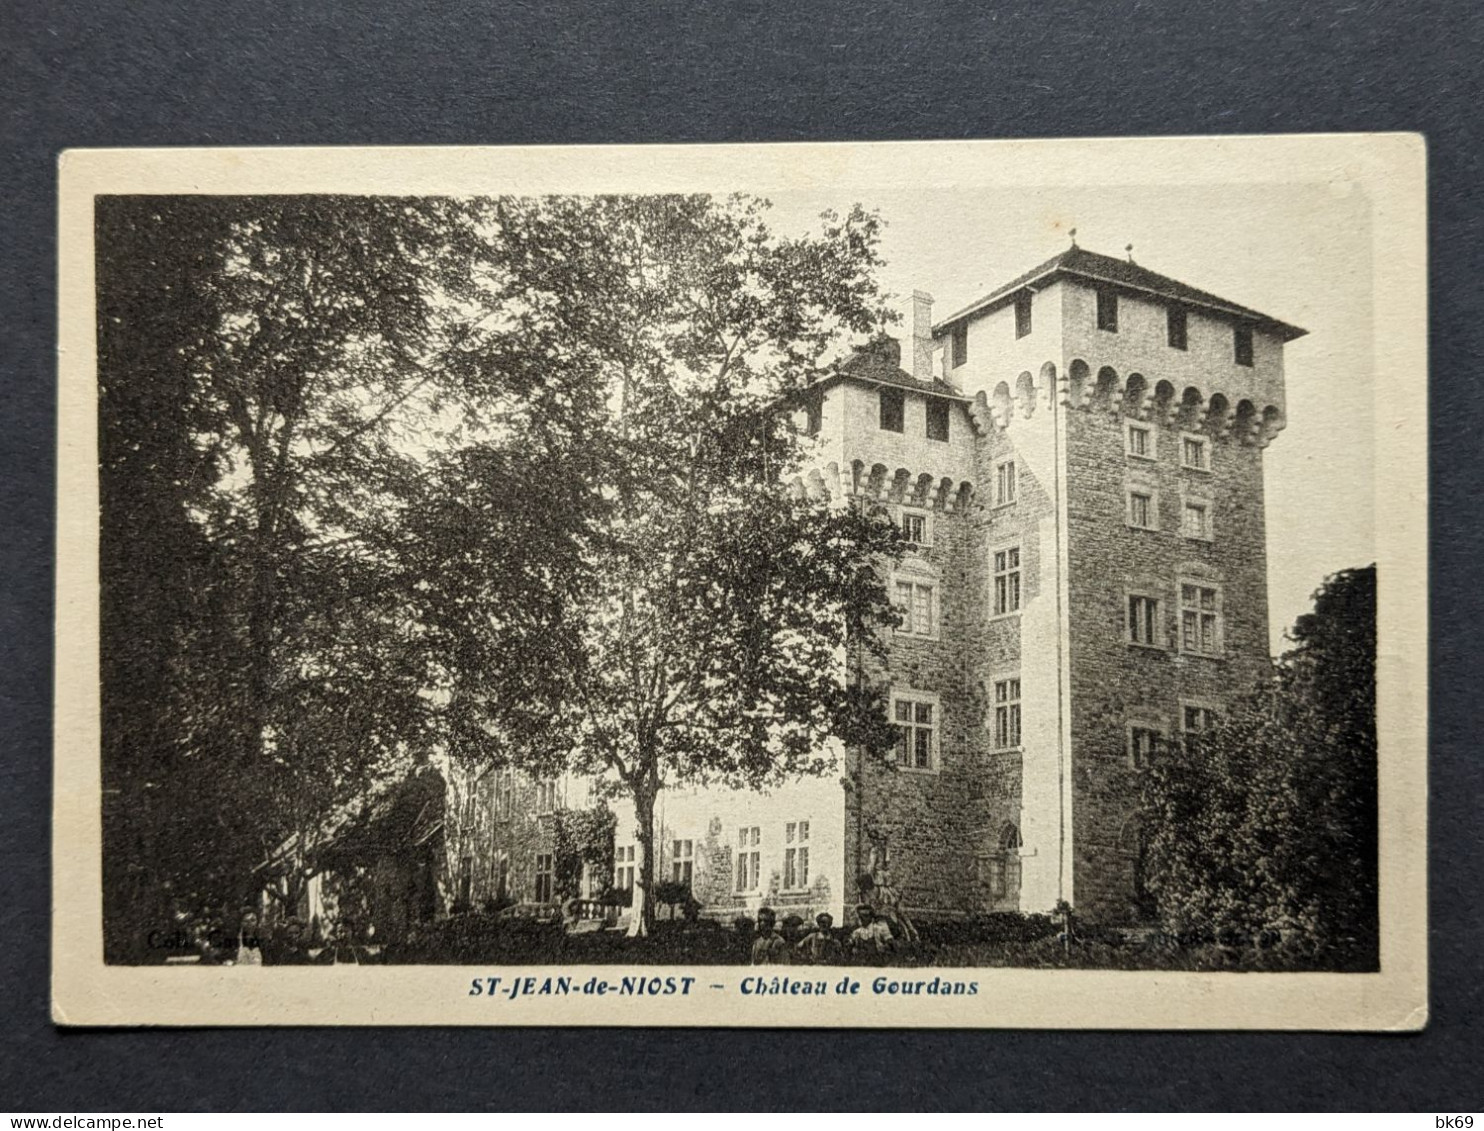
[{"left": 54, "top": 136, "right": 1426, "bottom": 1028}]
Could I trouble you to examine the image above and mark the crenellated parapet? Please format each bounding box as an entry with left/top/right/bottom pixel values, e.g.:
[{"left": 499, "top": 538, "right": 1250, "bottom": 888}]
[
  {"left": 968, "top": 361, "right": 1061, "bottom": 435},
  {"left": 968, "top": 356, "right": 1287, "bottom": 449},
  {"left": 786, "top": 459, "right": 974, "bottom": 513},
  {"left": 1063, "top": 358, "right": 1286, "bottom": 448}
]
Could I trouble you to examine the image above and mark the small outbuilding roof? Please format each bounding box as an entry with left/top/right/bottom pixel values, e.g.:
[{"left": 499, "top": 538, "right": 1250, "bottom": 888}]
[{"left": 805, "top": 335, "right": 970, "bottom": 401}]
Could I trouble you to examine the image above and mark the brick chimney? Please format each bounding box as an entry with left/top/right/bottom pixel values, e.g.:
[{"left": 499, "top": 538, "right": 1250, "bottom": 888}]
[{"left": 911, "top": 290, "right": 935, "bottom": 382}]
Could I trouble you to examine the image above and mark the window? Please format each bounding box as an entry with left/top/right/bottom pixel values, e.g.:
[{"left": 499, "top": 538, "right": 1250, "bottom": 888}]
[
  {"left": 993, "top": 678, "right": 1022, "bottom": 750},
  {"left": 1096, "top": 288, "right": 1119, "bottom": 332},
  {"left": 1183, "top": 704, "right": 1218, "bottom": 732},
  {"left": 1167, "top": 305, "right": 1188, "bottom": 350},
  {"left": 986, "top": 856, "right": 1008, "bottom": 897},
  {"left": 1182, "top": 499, "right": 1211, "bottom": 540},
  {"left": 995, "top": 458, "right": 1017, "bottom": 506},
  {"left": 671, "top": 839, "right": 694, "bottom": 888},
  {"left": 1182, "top": 704, "right": 1220, "bottom": 748},
  {"left": 1128, "top": 725, "right": 1163, "bottom": 770},
  {"left": 892, "top": 693, "right": 937, "bottom": 770},
  {"left": 1126, "top": 422, "right": 1154, "bottom": 459},
  {"left": 497, "top": 773, "right": 513, "bottom": 820},
  {"left": 951, "top": 323, "right": 968, "bottom": 368},
  {"left": 534, "top": 853, "right": 554, "bottom": 903},
  {"left": 993, "top": 546, "right": 1022, "bottom": 615},
  {"left": 879, "top": 387, "right": 904, "bottom": 432},
  {"left": 985, "top": 824, "right": 1023, "bottom": 897},
  {"left": 804, "top": 394, "right": 822, "bottom": 437},
  {"left": 1234, "top": 325, "right": 1254, "bottom": 367},
  {"left": 1181, "top": 433, "right": 1209, "bottom": 471},
  {"left": 1128, "top": 594, "right": 1159, "bottom": 646},
  {"left": 926, "top": 398, "right": 950, "bottom": 442},
  {"left": 535, "top": 779, "right": 557, "bottom": 813},
  {"left": 735, "top": 827, "right": 761, "bottom": 891},
  {"left": 1127, "top": 489, "right": 1155, "bottom": 530},
  {"left": 900, "top": 509, "right": 930, "bottom": 547},
  {"left": 1179, "top": 582, "right": 1223, "bottom": 656},
  {"left": 893, "top": 578, "right": 937, "bottom": 638},
  {"left": 784, "top": 821, "right": 811, "bottom": 890},
  {"left": 614, "top": 844, "right": 636, "bottom": 891},
  {"left": 1015, "top": 292, "right": 1033, "bottom": 339}
]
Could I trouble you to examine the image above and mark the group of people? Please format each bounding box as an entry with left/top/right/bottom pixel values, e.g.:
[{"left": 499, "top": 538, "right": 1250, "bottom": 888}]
[
  {"left": 179, "top": 908, "right": 382, "bottom": 966},
  {"left": 750, "top": 899, "right": 916, "bottom": 965}
]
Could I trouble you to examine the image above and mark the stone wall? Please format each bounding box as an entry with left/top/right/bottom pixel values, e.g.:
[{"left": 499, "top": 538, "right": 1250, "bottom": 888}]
[
  {"left": 443, "top": 765, "right": 594, "bottom": 912},
  {"left": 1061, "top": 402, "right": 1274, "bottom": 922},
  {"left": 846, "top": 494, "right": 996, "bottom": 920}
]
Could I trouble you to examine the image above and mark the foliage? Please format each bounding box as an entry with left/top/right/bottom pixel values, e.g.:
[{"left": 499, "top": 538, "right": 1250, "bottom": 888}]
[
  {"left": 551, "top": 804, "right": 618, "bottom": 901},
  {"left": 652, "top": 880, "right": 691, "bottom": 908},
  {"left": 98, "top": 197, "right": 246, "bottom": 958},
  {"left": 1141, "top": 566, "right": 1378, "bottom": 964},
  {"left": 651, "top": 880, "right": 702, "bottom": 920},
  {"left": 599, "top": 886, "right": 634, "bottom": 909},
  {"left": 395, "top": 912, "right": 562, "bottom": 965},
  {"left": 913, "top": 913, "right": 1061, "bottom": 948},
  {"left": 98, "top": 192, "right": 903, "bottom": 950},
  {"left": 451, "top": 195, "right": 906, "bottom": 934},
  {"left": 97, "top": 195, "right": 581, "bottom": 944}
]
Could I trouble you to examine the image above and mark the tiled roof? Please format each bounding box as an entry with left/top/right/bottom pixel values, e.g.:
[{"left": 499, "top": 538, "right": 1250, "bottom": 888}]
[
  {"left": 814, "top": 335, "right": 968, "bottom": 400},
  {"left": 933, "top": 245, "right": 1307, "bottom": 341},
  {"left": 314, "top": 767, "right": 446, "bottom": 868}
]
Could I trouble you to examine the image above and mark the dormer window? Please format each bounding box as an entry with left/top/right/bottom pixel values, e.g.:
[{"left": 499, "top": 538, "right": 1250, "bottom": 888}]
[
  {"left": 1167, "top": 305, "right": 1188, "bottom": 350},
  {"left": 1096, "top": 288, "right": 1119, "bottom": 332},
  {"left": 951, "top": 323, "right": 968, "bottom": 369},
  {"left": 1015, "top": 292, "right": 1032, "bottom": 339},
  {"left": 925, "top": 398, "right": 950, "bottom": 442},
  {"left": 879, "top": 387, "right": 905, "bottom": 433},
  {"left": 1234, "top": 325, "right": 1254, "bottom": 367}
]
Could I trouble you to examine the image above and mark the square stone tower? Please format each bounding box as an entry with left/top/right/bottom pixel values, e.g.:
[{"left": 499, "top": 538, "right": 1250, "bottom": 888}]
[
  {"left": 924, "top": 244, "right": 1304, "bottom": 923},
  {"left": 790, "top": 245, "right": 1303, "bottom": 925}
]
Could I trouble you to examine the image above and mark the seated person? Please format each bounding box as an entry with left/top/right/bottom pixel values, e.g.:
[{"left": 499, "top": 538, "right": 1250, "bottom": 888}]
[{"left": 848, "top": 904, "right": 895, "bottom": 953}]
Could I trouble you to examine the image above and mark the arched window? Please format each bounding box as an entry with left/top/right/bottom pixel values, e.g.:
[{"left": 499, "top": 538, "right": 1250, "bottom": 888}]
[{"left": 984, "top": 822, "right": 1023, "bottom": 901}]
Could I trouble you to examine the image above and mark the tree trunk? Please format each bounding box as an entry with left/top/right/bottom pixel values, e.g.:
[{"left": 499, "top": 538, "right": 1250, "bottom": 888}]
[{"left": 626, "top": 775, "right": 658, "bottom": 939}]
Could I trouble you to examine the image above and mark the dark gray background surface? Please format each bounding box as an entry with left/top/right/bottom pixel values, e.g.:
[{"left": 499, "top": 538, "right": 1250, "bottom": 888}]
[{"left": 3, "top": 0, "right": 1480, "bottom": 1111}]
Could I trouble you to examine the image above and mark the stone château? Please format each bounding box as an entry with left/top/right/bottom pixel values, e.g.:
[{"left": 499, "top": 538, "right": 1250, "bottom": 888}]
[{"left": 438, "top": 244, "right": 1304, "bottom": 927}]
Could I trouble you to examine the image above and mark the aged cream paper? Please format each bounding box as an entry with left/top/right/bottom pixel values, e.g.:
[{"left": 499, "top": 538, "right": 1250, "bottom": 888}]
[{"left": 54, "top": 136, "right": 1426, "bottom": 1028}]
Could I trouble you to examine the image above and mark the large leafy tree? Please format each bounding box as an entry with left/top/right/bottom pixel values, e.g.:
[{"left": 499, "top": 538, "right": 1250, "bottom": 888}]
[
  {"left": 98, "top": 195, "right": 594, "bottom": 942},
  {"left": 100, "top": 192, "right": 904, "bottom": 948},
  {"left": 437, "top": 195, "right": 905, "bottom": 934},
  {"left": 1142, "top": 565, "right": 1378, "bottom": 966}
]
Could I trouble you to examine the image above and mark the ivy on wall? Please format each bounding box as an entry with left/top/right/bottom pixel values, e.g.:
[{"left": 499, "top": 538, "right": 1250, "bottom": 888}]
[{"left": 551, "top": 803, "right": 616, "bottom": 901}]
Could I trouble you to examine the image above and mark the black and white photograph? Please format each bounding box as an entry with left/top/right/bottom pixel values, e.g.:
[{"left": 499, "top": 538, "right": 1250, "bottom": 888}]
[{"left": 52, "top": 138, "right": 1427, "bottom": 1028}]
